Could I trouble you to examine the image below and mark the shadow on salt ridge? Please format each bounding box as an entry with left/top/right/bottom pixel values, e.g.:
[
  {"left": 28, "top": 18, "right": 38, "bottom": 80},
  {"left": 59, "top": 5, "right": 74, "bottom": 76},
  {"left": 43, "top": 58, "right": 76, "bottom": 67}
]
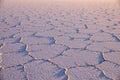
[
  {"left": 54, "top": 69, "right": 67, "bottom": 80},
  {"left": 0, "top": 53, "right": 2, "bottom": 69},
  {"left": 0, "top": 53, "right": 3, "bottom": 80},
  {"left": 0, "top": 72, "right": 3, "bottom": 80}
]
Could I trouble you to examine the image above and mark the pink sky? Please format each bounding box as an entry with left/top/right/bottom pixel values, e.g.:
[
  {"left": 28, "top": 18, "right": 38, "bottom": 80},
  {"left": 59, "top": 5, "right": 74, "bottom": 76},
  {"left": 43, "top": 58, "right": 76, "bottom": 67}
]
[
  {"left": 5, "top": 0, "right": 118, "bottom": 3},
  {"left": 1, "top": 0, "right": 119, "bottom": 6}
]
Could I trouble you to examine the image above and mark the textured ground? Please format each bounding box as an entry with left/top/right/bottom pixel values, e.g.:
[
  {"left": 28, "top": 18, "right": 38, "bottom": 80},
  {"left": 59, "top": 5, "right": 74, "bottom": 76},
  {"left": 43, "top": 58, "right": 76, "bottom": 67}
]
[{"left": 0, "top": 1, "right": 120, "bottom": 80}]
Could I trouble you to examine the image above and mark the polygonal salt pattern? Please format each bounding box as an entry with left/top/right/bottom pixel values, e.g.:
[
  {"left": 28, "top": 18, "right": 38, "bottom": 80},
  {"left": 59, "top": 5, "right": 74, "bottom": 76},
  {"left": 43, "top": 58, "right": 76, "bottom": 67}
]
[
  {"left": 1, "top": 67, "right": 24, "bottom": 80},
  {"left": 87, "top": 42, "right": 120, "bottom": 52},
  {"left": 0, "top": 1, "right": 120, "bottom": 80},
  {"left": 25, "top": 60, "right": 67, "bottom": 80},
  {"left": 0, "top": 43, "right": 26, "bottom": 53},
  {"left": 1, "top": 52, "right": 32, "bottom": 68},
  {"left": 96, "top": 61, "right": 120, "bottom": 80},
  {"left": 51, "top": 49, "right": 102, "bottom": 68},
  {"left": 67, "top": 67, "right": 110, "bottom": 80},
  {"left": 103, "top": 52, "right": 120, "bottom": 65},
  {"left": 28, "top": 44, "right": 68, "bottom": 59}
]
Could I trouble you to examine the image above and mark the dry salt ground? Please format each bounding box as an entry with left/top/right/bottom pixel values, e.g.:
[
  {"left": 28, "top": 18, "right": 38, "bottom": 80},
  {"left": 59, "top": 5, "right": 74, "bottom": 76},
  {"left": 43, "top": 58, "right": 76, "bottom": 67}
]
[{"left": 0, "top": 0, "right": 120, "bottom": 80}]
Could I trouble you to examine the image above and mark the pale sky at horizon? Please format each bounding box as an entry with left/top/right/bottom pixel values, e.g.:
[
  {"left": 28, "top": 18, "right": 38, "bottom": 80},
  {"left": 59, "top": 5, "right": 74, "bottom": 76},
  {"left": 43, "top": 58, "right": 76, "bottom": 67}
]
[
  {"left": 1, "top": 0, "right": 119, "bottom": 5},
  {"left": 5, "top": 0, "right": 118, "bottom": 2}
]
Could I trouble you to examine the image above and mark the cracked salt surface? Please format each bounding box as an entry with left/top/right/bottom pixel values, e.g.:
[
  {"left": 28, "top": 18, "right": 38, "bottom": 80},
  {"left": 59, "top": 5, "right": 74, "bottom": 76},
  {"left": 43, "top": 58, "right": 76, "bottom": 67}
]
[
  {"left": 96, "top": 61, "right": 120, "bottom": 80},
  {"left": 1, "top": 52, "right": 32, "bottom": 68},
  {"left": 25, "top": 60, "right": 67, "bottom": 80},
  {"left": 51, "top": 49, "right": 102, "bottom": 68},
  {"left": 67, "top": 66, "right": 111, "bottom": 80},
  {"left": 0, "top": 0, "right": 120, "bottom": 80},
  {"left": 28, "top": 44, "right": 68, "bottom": 59}
]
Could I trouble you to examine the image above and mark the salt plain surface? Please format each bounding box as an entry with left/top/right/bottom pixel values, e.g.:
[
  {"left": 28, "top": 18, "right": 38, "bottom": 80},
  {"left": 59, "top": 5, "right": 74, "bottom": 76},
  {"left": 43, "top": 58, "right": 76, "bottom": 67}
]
[{"left": 0, "top": 0, "right": 120, "bottom": 80}]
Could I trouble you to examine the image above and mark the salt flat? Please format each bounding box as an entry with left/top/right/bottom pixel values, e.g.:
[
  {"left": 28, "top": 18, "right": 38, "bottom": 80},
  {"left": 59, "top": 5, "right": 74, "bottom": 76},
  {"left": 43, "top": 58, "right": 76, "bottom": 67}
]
[{"left": 0, "top": 0, "right": 120, "bottom": 80}]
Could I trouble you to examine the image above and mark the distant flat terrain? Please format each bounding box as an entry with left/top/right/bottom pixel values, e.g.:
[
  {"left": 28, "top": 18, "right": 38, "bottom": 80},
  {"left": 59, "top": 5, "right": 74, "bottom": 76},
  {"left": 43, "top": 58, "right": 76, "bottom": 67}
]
[{"left": 0, "top": 1, "right": 120, "bottom": 80}]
